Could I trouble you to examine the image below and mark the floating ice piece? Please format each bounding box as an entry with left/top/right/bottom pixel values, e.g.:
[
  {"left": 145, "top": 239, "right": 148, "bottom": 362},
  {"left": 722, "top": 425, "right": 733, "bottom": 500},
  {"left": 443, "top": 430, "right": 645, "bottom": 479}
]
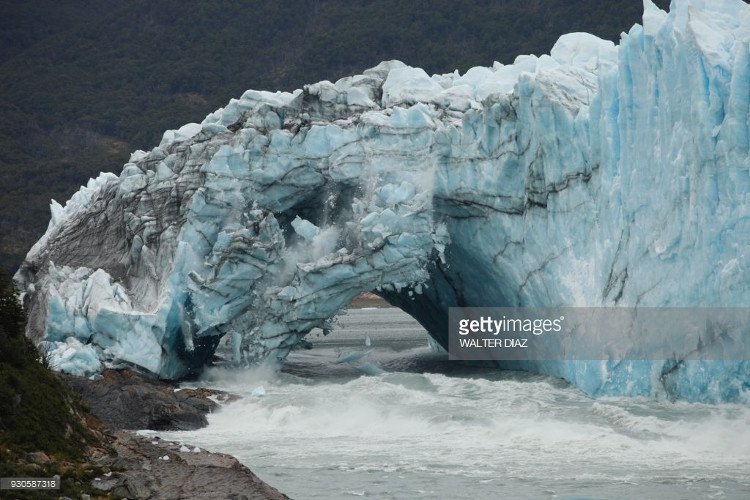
[
  {"left": 335, "top": 349, "right": 373, "bottom": 365},
  {"left": 356, "top": 363, "right": 385, "bottom": 376}
]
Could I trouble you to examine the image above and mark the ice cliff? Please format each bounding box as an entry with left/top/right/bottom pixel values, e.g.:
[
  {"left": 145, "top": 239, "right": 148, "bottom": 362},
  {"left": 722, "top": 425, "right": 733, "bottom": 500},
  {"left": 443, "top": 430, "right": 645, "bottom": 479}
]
[{"left": 15, "top": 0, "right": 750, "bottom": 402}]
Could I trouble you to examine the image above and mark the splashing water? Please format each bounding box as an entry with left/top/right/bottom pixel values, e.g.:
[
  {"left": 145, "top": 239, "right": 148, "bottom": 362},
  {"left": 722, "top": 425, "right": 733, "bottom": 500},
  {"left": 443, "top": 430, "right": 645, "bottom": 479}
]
[{"left": 149, "top": 309, "right": 750, "bottom": 499}]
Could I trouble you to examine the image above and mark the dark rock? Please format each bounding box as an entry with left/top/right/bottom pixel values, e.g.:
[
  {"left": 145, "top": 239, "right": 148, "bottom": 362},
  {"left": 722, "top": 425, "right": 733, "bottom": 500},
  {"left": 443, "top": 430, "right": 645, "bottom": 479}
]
[
  {"left": 111, "top": 485, "right": 131, "bottom": 498},
  {"left": 91, "top": 477, "right": 120, "bottom": 491},
  {"left": 26, "top": 451, "right": 50, "bottom": 464},
  {"left": 101, "top": 431, "right": 288, "bottom": 499},
  {"left": 126, "top": 477, "right": 151, "bottom": 498},
  {"left": 60, "top": 369, "right": 238, "bottom": 431}
]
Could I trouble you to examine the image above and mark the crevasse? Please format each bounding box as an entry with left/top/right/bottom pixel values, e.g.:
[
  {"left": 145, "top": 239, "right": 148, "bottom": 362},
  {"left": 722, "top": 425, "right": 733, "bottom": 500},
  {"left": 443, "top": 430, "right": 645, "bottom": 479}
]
[{"left": 15, "top": 0, "right": 750, "bottom": 402}]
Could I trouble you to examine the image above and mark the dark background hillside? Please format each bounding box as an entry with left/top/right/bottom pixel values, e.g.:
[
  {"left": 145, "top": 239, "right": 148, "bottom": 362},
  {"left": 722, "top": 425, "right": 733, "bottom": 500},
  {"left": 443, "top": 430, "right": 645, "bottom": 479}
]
[{"left": 0, "top": 0, "right": 673, "bottom": 274}]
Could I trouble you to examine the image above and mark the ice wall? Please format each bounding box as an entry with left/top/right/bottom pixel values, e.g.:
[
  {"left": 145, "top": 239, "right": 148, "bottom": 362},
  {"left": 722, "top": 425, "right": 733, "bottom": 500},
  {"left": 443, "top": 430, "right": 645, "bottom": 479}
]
[{"left": 16, "top": 0, "right": 750, "bottom": 402}]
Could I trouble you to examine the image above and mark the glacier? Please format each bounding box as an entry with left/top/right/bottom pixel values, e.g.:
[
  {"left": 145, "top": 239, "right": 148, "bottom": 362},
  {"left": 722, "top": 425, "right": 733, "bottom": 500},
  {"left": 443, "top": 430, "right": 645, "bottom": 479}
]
[{"left": 14, "top": 0, "right": 750, "bottom": 402}]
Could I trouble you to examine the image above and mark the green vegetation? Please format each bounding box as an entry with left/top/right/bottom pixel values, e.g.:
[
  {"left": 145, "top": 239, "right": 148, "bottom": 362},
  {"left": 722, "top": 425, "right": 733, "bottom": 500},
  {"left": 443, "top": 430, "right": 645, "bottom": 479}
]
[
  {"left": 0, "top": 270, "right": 107, "bottom": 497},
  {"left": 0, "top": 271, "right": 91, "bottom": 458},
  {"left": 0, "top": 0, "right": 676, "bottom": 274}
]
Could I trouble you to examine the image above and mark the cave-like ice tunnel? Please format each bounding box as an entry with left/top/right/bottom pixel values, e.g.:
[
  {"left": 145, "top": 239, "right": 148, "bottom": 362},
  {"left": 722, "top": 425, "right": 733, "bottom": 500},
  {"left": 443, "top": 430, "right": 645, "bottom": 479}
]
[{"left": 15, "top": 0, "right": 750, "bottom": 402}]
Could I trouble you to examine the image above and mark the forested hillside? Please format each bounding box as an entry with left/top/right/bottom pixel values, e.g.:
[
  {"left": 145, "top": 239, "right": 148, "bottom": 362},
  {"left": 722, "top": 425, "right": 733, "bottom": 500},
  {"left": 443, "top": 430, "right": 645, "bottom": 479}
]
[{"left": 0, "top": 0, "right": 673, "bottom": 273}]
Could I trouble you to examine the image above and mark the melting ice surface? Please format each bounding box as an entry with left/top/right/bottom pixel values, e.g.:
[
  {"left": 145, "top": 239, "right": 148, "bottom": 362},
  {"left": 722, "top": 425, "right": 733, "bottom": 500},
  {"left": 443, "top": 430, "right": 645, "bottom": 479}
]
[
  {"left": 150, "top": 309, "right": 750, "bottom": 499},
  {"left": 13, "top": 0, "right": 750, "bottom": 401}
]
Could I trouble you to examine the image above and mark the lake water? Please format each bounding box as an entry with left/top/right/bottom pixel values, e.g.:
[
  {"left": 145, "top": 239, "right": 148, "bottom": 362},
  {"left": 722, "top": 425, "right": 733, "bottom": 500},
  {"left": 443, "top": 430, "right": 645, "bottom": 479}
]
[{"left": 150, "top": 308, "right": 750, "bottom": 499}]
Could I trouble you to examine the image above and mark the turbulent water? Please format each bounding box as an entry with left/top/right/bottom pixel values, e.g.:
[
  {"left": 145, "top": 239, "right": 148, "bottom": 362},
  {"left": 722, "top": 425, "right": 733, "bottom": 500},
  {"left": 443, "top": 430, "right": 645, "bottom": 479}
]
[{"left": 149, "top": 309, "right": 750, "bottom": 499}]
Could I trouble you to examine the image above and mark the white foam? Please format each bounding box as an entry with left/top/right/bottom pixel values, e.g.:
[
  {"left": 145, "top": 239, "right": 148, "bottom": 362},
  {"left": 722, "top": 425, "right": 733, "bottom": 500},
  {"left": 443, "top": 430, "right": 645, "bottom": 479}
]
[{"left": 157, "top": 368, "right": 750, "bottom": 498}]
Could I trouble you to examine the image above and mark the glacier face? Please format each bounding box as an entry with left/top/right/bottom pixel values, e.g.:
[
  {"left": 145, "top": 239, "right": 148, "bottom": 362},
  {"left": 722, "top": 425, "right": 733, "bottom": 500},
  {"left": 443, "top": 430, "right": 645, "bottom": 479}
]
[{"left": 15, "top": 0, "right": 750, "bottom": 402}]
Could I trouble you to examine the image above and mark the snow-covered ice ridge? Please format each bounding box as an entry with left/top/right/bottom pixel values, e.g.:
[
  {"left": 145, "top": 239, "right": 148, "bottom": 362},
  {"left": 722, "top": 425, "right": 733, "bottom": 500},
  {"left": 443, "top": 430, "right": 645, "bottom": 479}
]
[{"left": 15, "top": 0, "right": 750, "bottom": 401}]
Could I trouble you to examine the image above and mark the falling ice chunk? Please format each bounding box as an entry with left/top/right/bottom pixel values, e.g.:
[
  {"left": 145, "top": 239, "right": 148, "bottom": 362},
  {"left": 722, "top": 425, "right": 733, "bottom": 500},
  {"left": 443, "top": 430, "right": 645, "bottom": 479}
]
[{"left": 291, "top": 216, "right": 320, "bottom": 242}]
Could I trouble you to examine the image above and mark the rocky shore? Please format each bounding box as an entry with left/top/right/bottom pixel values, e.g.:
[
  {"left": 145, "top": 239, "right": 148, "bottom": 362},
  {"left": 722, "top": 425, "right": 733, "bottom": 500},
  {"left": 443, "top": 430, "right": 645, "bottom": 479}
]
[
  {"left": 82, "top": 431, "right": 287, "bottom": 499},
  {"left": 347, "top": 292, "right": 390, "bottom": 309},
  {"left": 57, "top": 369, "right": 287, "bottom": 499},
  {"left": 61, "top": 369, "right": 238, "bottom": 432}
]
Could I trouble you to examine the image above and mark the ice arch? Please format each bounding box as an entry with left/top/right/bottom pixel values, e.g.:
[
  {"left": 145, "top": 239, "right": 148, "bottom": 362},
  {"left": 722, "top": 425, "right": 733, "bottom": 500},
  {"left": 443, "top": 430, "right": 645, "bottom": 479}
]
[{"left": 16, "top": 0, "right": 750, "bottom": 401}]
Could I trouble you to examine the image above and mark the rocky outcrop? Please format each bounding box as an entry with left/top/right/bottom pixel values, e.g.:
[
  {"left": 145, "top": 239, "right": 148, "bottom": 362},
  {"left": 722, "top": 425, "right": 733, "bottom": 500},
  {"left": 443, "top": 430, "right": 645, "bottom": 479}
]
[
  {"left": 57, "top": 370, "right": 287, "bottom": 498},
  {"left": 61, "top": 369, "right": 237, "bottom": 431},
  {"left": 86, "top": 432, "right": 288, "bottom": 500}
]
